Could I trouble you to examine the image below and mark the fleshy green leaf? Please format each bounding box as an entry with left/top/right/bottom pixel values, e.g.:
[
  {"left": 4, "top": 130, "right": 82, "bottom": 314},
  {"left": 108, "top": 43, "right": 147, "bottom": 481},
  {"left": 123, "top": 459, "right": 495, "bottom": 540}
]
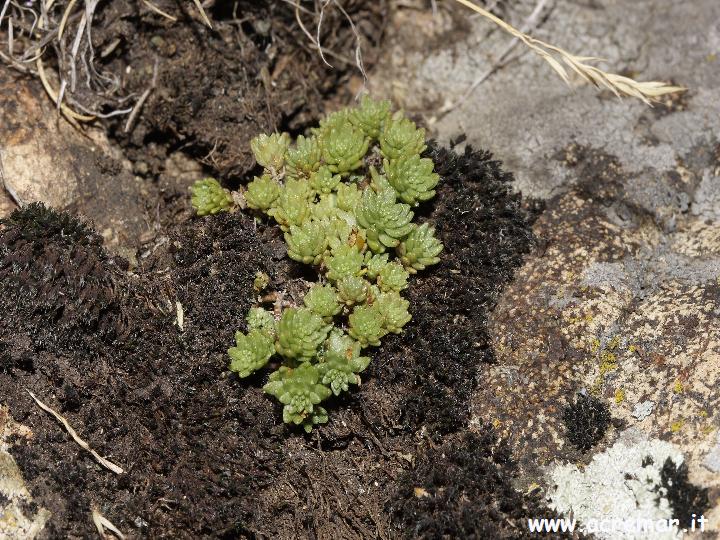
[
  {"left": 285, "top": 219, "right": 328, "bottom": 265},
  {"left": 245, "top": 174, "right": 280, "bottom": 211},
  {"left": 228, "top": 329, "right": 275, "bottom": 378},
  {"left": 379, "top": 112, "right": 426, "bottom": 160},
  {"left": 355, "top": 187, "right": 414, "bottom": 253},
  {"left": 263, "top": 363, "right": 332, "bottom": 430},
  {"left": 251, "top": 132, "right": 290, "bottom": 171},
  {"left": 348, "top": 304, "right": 386, "bottom": 347},
  {"left": 397, "top": 223, "right": 443, "bottom": 272},
  {"left": 384, "top": 155, "right": 439, "bottom": 205},
  {"left": 304, "top": 284, "right": 342, "bottom": 321},
  {"left": 190, "top": 178, "right": 234, "bottom": 216},
  {"left": 275, "top": 308, "right": 332, "bottom": 361}
]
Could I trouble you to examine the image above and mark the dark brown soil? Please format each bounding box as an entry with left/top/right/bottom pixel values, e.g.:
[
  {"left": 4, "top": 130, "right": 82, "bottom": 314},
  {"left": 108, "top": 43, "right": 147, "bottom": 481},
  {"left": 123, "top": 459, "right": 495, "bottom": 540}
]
[
  {"left": 91, "top": 0, "right": 387, "bottom": 179},
  {"left": 0, "top": 143, "right": 572, "bottom": 539}
]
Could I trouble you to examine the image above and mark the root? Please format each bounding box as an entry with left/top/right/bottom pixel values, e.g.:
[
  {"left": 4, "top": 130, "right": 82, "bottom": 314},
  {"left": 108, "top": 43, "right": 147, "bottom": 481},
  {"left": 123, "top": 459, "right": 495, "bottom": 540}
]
[{"left": 27, "top": 390, "right": 124, "bottom": 475}]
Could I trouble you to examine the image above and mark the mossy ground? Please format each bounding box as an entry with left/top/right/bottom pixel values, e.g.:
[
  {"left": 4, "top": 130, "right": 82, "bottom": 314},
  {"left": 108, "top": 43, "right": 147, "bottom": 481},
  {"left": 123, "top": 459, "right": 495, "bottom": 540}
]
[{"left": 0, "top": 142, "right": 569, "bottom": 538}]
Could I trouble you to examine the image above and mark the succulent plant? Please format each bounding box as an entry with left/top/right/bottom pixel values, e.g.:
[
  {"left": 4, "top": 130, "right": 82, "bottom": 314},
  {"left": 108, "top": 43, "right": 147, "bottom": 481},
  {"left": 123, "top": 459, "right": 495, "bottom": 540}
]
[
  {"left": 267, "top": 178, "right": 312, "bottom": 230},
  {"left": 398, "top": 223, "right": 443, "bottom": 272},
  {"left": 336, "top": 275, "right": 369, "bottom": 306},
  {"left": 379, "top": 112, "right": 426, "bottom": 160},
  {"left": 246, "top": 307, "right": 276, "bottom": 337},
  {"left": 310, "top": 166, "right": 342, "bottom": 194},
  {"left": 355, "top": 188, "right": 414, "bottom": 253},
  {"left": 275, "top": 308, "right": 332, "bottom": 361},
  {"left": 303, "top": 284, "right": 342, "bottom": 321},
  {"left": 285, "top": 219, "right": 328, "bottom": 265},
  {"left": 228, "top": 329, "right": 275, "bottom": 378},
  {"left": 325, "top": 244, "right": 364, "bottom": 282},
  {"left": 377, "top": 261, "right": 409, "bottom": 292},
  {"left": 322, "top": 124, "right": 370, "bottom": 174},
  {"left": 316, "top": 353, "right": 371, "bottom": 396},
  {"left": 190, "top": 178, "right": 234, "bottom": 216},
  {"left": 253, "top": 271, "right": 271, "bottom": 292},
  {"left": 348, "top": 303, "right": 386, "bottom": 347},
  {"left": 336, "top": 182, "right": 362, "bottom": 213},
  {"left": 375, "top": 291, "right": 411, "bottom": 334},
  {"left": 220, "top": 97, "right": 447, "bottom": 431},
  {"left": 384, "top": 155, "right": 439, "bottom": 205},
  {"left": 349, "top": 95, "right": 392, "bottom": 138},
  {"left": 245, "top": 174, "right": 280, "bottom": 211},
  {"left": 317, "top": 329, "right": 373, "bottom": 393},
  {"left": 286, "top": 135, "right": 322, "bottom": 178},
  {"left": 250, "top": 132, "right": 290, "bottom": 172},
  {"left": 364, "top": 253, "right": 389, "bottom": 280},
  {"left": 263, "top": 364, "right": 331, "bottom": 432}
]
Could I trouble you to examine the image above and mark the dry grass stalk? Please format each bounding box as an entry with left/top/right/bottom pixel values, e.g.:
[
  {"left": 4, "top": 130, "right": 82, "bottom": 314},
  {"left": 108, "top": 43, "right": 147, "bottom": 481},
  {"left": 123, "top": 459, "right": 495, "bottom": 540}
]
[
  {"left": 142, "top": 0, "right": 178, "bottom": 22},
  {"left": 91, "top": 506, "right": 126, "bottom": 540},
  {"left": 191, "top": 0, "right": 212, "bottom": 29},
  {"left": 452, "top": 0, "right": 685, "bottom": 104},
  {"left": 27, "top": 390, "right": 124, "bottom": 474}
]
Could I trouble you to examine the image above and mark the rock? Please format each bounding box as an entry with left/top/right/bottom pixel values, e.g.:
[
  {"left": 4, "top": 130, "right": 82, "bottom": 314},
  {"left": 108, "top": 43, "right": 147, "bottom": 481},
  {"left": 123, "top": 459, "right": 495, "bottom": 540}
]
[
  {"left": 370, "top": 0, "right": 720, "bottom": 528},
  {"left": 0, "top": 67, "right": 151, "bottom": 253},
  {"left": 0, "top": 406, "right": 50, "bottom": 539}
]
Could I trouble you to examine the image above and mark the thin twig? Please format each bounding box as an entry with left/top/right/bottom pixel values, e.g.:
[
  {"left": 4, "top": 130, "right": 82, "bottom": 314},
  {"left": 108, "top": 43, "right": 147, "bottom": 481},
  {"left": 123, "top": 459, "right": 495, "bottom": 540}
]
[{"left": 27, "top": 390, "right": 124, "bottom": 475}]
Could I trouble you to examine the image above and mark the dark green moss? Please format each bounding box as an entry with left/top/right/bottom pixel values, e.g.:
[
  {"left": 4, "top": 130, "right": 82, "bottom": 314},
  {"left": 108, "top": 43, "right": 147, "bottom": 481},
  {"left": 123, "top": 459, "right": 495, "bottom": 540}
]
[{"left": 563, "top": 393, "right": 611, "bottom": 451}]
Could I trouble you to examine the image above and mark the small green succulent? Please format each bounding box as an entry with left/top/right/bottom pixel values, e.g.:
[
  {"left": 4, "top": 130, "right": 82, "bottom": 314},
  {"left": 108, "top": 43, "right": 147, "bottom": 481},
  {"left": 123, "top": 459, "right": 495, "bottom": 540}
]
[
  {"left": 348, "top": 303, "right": 386, "bottom": 347},
  {"left": 364, "top": 253, "right": 389, "bottom": 280},
  {"left": 336, "top": 182, "right": 362, "bottom": 213},
  {"left": 220, "top": 97, "right": 448, "bottom": 431},
  {"left": 336, "top": 275, "right": 369, "bottom": 306},
  {"left": 263, "top": 364, "right": 331, "bottom": 432},
  {"left": 275, "top": 308, "right": 332, "bottom": 361},
  {"left": 316, "top": 330, "right": 372, "bottom": 394},
  {"left": 384, "top": 155, "right": 439, "bottom": 205},
  {"left": 267, "top": 178, "right": 312, "bottom": 230},
  {"left": 310, "top": 167, "right": 342, "bottom": 194},
  {"left": 190, "top": 178, "right": 234, "bottom": 216},
  {"left": 377, "top": 261, "right": 409, "bottom": 292},
  {"left": 324, "top": 215, "right": 363, "bottom": 251},
  {"left": 253, "top": 271, "right": 271, "bottom": 292},
  {"left": 398, "top": 223, "right": 443, "bottom": 272},
  {"left": 314, "top": 109, "right": 351, "bottom": 136},
  {"left": 379, "top": 112, "right": 426, "bottom": 160},
  {"left": 246, "top": 306, "right": 276, "bottom": 337},
  {"left": 316, "top": 354, "right": 371, "bottom": 396},
  {"left": 303, "top": 284, "right": 342, "bottom": 321},
  {"left": 355, "top": 188, "right": 414, "bottom": 253},
  {"left": 286, "top": 135, "right": 322, "bottom": 178},
  {"left": 250, "top": 132, "right": 290, "bottom": 172},
  {"left": 375, "top": 291, "right": 411, "bottom": 334},
  {"left": 349, "top": 95, "right": 392, "bottom": 138},
  {"left": 325, "top": 244, "right": 364, "bottom": 281},
  {"left": 322, "top": 124, "right": 370, "bottom": 174},
  {"left": 228, "top": 329, "right": 275, "bottom": 378},
  {"left": 245, "top": 174, "right": 280, "bottom": 211},
  {"left": 285, "top": 219, "right": 328, "bottom": 265}
]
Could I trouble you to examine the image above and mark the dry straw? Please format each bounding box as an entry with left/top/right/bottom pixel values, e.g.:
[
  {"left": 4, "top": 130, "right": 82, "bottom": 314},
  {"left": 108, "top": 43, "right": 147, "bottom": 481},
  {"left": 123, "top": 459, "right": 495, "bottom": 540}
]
[{"left": 452, "top": 0, "right": 685, "bottom": 104}]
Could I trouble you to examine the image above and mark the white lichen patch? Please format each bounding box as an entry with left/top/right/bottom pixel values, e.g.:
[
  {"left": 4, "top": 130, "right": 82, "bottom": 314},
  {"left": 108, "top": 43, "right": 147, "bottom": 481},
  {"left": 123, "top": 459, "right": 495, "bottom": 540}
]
[{"left": 547, "top": 433, "right": 684, "bottom": 539}]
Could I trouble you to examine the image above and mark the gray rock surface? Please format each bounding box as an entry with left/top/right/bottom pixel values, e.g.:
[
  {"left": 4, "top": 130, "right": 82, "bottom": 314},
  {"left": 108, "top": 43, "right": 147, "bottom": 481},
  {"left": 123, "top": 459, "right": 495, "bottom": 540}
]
[{"left": 372, "top": 0, "right": 720, "bottom": 533}]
